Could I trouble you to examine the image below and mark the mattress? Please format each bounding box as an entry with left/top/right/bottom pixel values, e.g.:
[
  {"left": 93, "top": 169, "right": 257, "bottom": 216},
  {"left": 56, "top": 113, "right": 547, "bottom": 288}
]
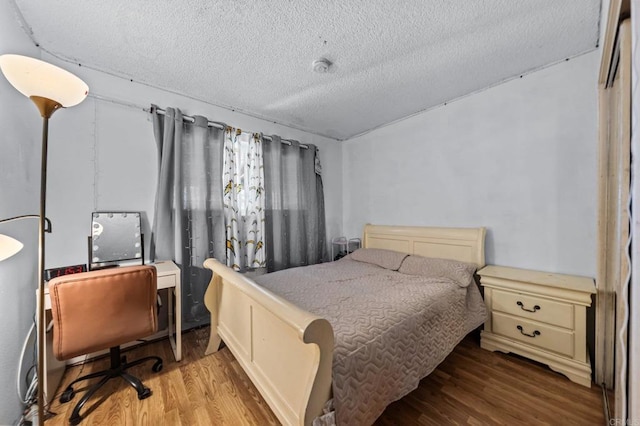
[{"left": 254, "top": 256, "right": 487, "bottom": 426}]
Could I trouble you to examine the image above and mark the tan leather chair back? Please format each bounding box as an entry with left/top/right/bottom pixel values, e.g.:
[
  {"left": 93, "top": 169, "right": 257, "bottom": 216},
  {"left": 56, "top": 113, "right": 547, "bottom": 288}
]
[{"left": 49, "top": 265, "right": 158, "bottom": 360}]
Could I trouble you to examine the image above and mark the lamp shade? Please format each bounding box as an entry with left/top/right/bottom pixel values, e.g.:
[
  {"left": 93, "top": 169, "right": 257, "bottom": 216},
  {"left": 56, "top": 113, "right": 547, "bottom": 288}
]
[
  {"left": 0, "top": 234, "right": 23, "bottom": 262},
  {"left": 0, "top": 54, "right": 88, "bottom": 107}
]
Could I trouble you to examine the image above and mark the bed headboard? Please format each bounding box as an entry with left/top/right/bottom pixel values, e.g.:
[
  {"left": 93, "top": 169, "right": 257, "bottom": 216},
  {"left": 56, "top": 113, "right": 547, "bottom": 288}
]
[{"left": 362, "top": 224, "right": 486, "bottom": 267}]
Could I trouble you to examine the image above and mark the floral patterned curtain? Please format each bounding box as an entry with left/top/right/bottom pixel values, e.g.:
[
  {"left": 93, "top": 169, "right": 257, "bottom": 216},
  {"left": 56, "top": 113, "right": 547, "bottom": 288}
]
[{"left": 223, "top": 128, "right": 266, "bottom": 270}]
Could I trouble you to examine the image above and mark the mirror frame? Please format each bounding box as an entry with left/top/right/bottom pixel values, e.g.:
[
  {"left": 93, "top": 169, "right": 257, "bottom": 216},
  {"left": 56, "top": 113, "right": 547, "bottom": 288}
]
[{"left": 89, "top": 211, "right": 144, "bottom": 269}]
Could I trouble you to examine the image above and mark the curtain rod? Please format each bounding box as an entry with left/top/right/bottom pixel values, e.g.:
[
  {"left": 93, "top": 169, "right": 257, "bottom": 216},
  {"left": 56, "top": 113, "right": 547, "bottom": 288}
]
[
  {"left": 150, "top": 106, "right": 225, "bottom": 130},
  {"left": 87, "top": 95, "right": 311, "bottom": 149},
  {"left": 151, "top": 106, "right": 309, "bottom": 149},
  {"left": 263, "top": 135, "right": 309, "bottom": 149}
]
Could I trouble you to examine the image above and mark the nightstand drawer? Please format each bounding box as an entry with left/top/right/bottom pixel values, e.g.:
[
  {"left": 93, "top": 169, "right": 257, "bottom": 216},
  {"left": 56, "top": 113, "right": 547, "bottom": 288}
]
[
  {"left": 492, "top": 289, "right": 574, "bottom": 329},
  {"left": 492, "top": 312, "right": 574, "bottom": 358}
]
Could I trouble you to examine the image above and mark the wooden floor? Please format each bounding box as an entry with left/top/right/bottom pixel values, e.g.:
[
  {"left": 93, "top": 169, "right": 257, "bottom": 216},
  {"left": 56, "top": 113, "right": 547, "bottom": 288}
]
[{"left": 44, "top": 328, "right": 604, "bottom": 425}]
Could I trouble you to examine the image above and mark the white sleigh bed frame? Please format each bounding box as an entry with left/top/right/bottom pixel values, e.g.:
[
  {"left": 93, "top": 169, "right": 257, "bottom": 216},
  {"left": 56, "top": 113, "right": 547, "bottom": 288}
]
[{"left": 203, "top": 224, "right": 486, "bottom": 425}]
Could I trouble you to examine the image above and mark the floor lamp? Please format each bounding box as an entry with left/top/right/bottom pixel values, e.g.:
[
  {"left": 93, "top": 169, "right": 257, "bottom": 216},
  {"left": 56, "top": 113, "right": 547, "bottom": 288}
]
[
  {"left": 0, "top": 54, "right": 88, "bottom": 424},
  {"left": 0, "top": 216, "right": 52, "bottom": 260},
  {"left": 0, "top": 232, "right": 24, "bottom": 261}
]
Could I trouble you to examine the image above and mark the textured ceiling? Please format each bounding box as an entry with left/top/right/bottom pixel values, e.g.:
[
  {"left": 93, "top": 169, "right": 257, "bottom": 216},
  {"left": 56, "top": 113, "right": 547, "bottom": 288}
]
[{"left": 12, "top": 0, "right": 601, "bottom": 140}]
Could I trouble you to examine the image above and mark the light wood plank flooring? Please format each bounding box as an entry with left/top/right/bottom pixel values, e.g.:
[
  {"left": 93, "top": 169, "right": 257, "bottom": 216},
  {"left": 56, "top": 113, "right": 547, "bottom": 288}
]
[{"left": 44, "top": 328, "right": 604, "bottom": 425}]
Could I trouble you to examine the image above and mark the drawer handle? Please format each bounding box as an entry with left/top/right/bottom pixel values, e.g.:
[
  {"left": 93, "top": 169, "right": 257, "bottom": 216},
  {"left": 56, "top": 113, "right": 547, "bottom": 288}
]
[
  {"left": 516, "top": 301, "right": 540, "bottom": 313},
  {"left": 517, "top": 325, "right": 541, "bottom": 338}
]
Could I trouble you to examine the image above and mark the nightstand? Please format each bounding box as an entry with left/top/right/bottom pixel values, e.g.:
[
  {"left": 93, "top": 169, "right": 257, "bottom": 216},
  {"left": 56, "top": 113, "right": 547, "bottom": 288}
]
[
  {"left": 478, "top": 265, "right": 595, "bottom": 387},
  {"left": 331, "top": 237, "right": 361, "bottom": 260}
]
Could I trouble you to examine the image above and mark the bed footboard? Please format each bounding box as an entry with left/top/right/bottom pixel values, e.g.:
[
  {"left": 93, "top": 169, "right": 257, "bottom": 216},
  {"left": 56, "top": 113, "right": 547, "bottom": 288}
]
[{"left": 203, "top": 258, "right": 334, "bottom": 426}]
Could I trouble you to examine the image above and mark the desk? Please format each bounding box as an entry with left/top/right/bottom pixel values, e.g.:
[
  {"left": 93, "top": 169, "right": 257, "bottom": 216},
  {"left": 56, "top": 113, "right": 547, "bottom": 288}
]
[{"left": 40, "top": 261, "right": 182, "bottom": 403}]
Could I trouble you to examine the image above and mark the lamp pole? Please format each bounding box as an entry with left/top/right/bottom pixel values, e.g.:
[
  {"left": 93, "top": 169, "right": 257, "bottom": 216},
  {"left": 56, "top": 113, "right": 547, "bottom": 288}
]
[{"left": 32, "top": 96, "right": 61, "bottom": 424}]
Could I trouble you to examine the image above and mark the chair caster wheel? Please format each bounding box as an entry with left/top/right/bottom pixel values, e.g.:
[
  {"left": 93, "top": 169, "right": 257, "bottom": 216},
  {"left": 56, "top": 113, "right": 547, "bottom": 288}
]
[
  {"left": 152, "top": 360, "right": 163, "bottom": 372},
  {"left": 60, "top": 387, "right": 75, "bottom": 403},
  {"left": 138, "top": 387, "right": 152, "bottom": 400},
  {"left": 70, "top": 415, "right": 82, "bottom": 425}
]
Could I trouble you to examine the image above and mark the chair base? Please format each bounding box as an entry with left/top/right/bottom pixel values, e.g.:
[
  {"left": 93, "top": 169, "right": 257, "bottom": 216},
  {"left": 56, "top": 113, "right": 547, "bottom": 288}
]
[{"left": 59, "top": 346, "right": 162, "bottom": 425}]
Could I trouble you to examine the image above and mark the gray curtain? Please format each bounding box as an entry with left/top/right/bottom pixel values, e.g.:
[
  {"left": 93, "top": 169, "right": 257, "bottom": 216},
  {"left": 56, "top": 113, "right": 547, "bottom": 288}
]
[
  {"left": 263, "top": 136, "right": 326, "bottom": 271},
  {"left": 150, "top": 105, "right": 225, "bottom": 328}
]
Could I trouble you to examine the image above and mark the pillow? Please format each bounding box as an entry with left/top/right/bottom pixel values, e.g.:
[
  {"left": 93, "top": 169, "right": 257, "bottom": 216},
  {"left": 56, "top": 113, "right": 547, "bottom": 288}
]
[
  {"left": 349, "top": 248, "right": 408, "bottom": 271},
  {"left": 398, "top": 255, "right": 477, "bottom": 287}
]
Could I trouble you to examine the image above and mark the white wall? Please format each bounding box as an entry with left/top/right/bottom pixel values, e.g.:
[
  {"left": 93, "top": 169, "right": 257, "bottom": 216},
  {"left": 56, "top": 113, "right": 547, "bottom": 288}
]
[
  {"left": 342, "top": 51, "right": 599, "bottom": 277},
  {"left": 0, "top": 3, "right": 43, "bottom": 423},
  {"left": 40, "top": 55, "right": 343, "bottom": 269}
]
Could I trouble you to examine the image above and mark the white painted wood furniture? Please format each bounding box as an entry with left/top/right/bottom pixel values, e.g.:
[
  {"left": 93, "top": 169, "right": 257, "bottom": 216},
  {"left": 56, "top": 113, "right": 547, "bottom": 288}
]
[
  {"left": 597, "top": 0, "right": 632, "bottom": 418},
  {"left": 40, "top": 260, "right": 182, "bottom": 403},
  {"left": 478, "top": 265, "right": 595, "bottom": 387},
  {"left": 203, "top": 224, "right": 486, "bottom": 426}
]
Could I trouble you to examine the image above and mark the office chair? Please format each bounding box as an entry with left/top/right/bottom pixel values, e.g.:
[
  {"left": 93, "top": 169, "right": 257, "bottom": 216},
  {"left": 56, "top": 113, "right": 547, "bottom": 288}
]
[{"left": 49, "top": 265, "right": 163, "bottom": 425}]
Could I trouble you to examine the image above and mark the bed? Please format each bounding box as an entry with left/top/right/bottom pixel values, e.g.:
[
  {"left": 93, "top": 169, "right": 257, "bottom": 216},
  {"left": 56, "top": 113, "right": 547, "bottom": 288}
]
[{"left": 203, "top": 224, "right": 487, "bottom": 425}]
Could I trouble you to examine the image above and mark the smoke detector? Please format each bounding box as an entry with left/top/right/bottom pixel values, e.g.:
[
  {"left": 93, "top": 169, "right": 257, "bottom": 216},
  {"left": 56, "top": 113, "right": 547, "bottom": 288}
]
[{"left": 312, "top": 58, "right": 332, "bottom": 73}]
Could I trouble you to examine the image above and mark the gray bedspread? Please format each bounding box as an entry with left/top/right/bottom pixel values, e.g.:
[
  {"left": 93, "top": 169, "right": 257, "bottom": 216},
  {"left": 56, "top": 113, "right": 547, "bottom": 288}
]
[{"left": 254, "top": 257, "right": 487, "bottom": 426}]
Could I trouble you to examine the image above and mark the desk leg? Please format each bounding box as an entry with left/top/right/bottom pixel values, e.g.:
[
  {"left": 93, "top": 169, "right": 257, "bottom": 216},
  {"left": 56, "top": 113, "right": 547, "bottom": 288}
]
[
  {"left": 167, "top": 289, "right": 176, "bottom": 361},
  {"left": 167, "top": 287, "right": 182, "bottom": 362},
  {"left": 175, "top": 286, "right": 182, "bottom": 361}
]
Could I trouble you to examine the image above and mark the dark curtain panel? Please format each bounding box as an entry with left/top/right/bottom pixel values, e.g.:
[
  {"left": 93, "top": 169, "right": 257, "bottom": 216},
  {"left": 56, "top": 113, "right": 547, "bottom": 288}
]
[
  {"left": 263, "top": 135, "right": 327, "bottom": 271},
  {"left": 150, "top": 105, "right": 225, "bottom": 328}
]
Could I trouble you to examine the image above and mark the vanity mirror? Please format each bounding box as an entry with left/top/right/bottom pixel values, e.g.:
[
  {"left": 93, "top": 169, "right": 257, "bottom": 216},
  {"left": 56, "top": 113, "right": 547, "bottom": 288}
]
[{"left": 89, "top": 212, "right": 143, "bottom": 269}]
